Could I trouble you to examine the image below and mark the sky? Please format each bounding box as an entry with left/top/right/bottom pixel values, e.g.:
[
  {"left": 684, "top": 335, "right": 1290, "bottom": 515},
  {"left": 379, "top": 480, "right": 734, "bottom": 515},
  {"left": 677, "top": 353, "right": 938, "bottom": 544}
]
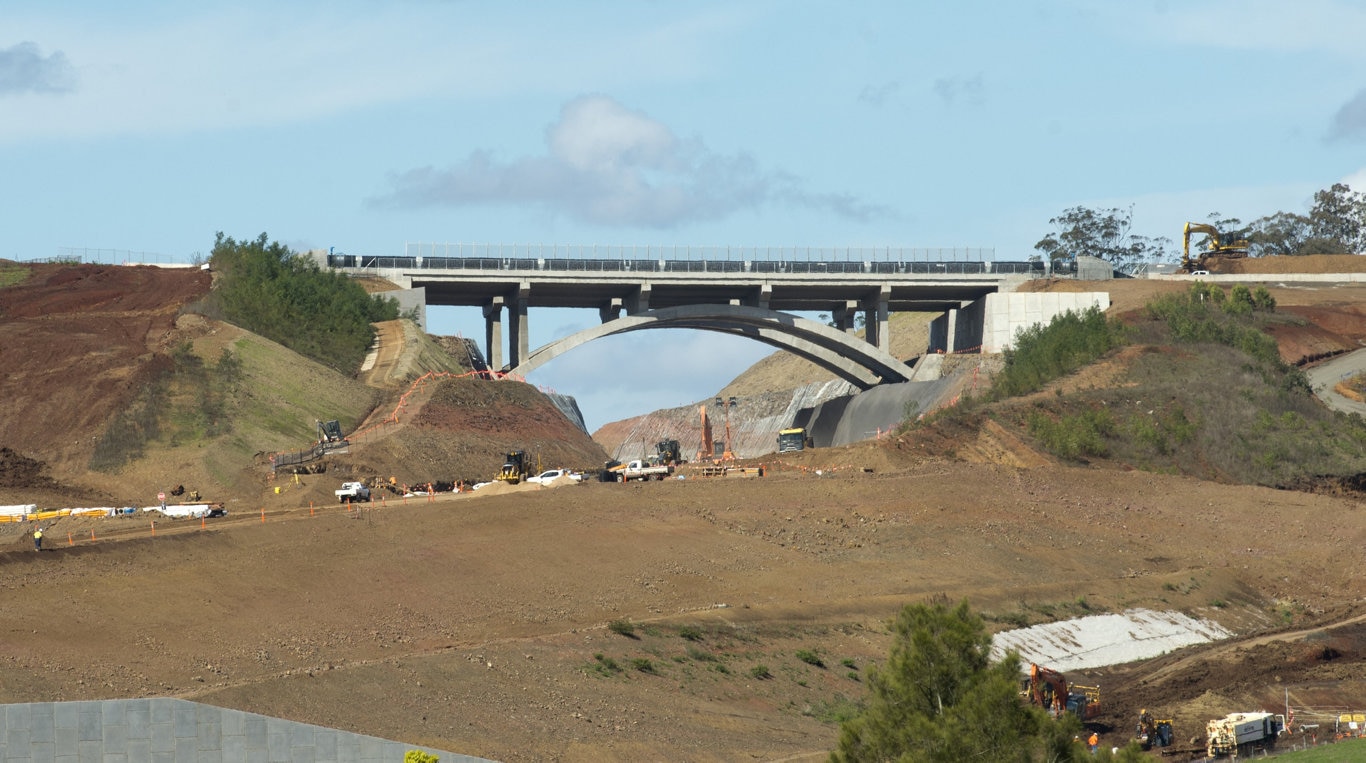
[{"left": 4, "top": 1, "right": 1366, "bottom": 432}]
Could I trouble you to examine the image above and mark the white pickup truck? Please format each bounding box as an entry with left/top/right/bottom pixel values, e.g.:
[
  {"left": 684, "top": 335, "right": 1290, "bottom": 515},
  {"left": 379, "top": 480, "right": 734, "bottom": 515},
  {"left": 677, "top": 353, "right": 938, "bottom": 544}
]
[
  {"left": 603, "top": 459, "right": 674, "bottom": 483},
  {"left": 335, "top": 481, "right": 371, "bottom": 503},
  {"left": 526, "top": 469, "right": 584, "bottom": 485}
]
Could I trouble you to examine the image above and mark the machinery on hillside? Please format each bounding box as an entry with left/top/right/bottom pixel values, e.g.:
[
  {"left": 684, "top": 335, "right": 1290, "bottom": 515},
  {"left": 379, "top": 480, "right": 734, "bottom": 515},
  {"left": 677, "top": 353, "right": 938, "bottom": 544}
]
[
  {"left": 1205, "top": 712, "right": 1284, "bottom": 758},
  {"left": 696, "top": 405, "right": 714, "bottom": 463},
  {"left": 656, "top": 439, "right": 683, "bottom": 466},
  {"left": 1135, "top": 709, "right": 1174, "bottom": 750},
  {"left": 497, "top": 450, "right": 529, "bottom": 485},
  {"left": 1019, "top": 663, "right": 1101, "bottom": 720},
  {"left": 777, "top": 427, "right": 813, "bottom": 453},
  {"left": 1181, "top": 222, "right": 1250, "bottom": 273}
]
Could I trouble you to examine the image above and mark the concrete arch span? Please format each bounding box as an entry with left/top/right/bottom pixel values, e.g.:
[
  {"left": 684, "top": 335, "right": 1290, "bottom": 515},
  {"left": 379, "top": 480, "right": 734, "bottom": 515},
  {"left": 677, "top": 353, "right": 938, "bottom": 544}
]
[{"left": 506, "top": 304, "right": 917, "bottom": 390}]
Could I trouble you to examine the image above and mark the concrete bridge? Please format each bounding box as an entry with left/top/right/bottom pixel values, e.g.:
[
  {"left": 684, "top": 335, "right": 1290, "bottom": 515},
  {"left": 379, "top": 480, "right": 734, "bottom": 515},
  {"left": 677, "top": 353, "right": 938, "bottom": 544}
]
[{"left": 318, "top": 246, "right": 1044, "bottom": 386}]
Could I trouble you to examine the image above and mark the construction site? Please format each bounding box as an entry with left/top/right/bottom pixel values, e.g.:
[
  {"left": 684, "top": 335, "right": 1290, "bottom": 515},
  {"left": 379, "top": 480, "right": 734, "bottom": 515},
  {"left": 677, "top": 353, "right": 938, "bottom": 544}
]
[{"left": 1, "top": 256, "right": 1365, "bottom": 761}]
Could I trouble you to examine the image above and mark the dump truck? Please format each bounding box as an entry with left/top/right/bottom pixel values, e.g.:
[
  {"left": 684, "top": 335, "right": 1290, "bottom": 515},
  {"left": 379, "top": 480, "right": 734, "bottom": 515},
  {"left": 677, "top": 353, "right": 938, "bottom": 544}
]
[
  {"left": 777, "top": 427, "right": 812, "bottom": 453},
  {"left": 1205, "top": 712, "right": 1283, "bottom": 758}
]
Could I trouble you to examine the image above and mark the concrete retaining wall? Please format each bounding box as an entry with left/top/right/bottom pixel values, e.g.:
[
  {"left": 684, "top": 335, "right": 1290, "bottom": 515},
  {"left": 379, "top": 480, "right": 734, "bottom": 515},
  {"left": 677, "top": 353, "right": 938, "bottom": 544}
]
[
  {"left": 929, "top": 291, "right": 1110, "bottom": 354},
  {"left": 0, "top": 698, "right": 490, "bottom": 763}
]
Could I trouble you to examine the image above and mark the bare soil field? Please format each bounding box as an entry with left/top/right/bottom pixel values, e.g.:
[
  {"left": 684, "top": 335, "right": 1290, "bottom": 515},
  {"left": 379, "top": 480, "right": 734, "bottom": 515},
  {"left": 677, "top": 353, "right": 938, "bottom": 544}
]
[{"left": 1, "top": 258, "right": 1365, "bottom": 761}]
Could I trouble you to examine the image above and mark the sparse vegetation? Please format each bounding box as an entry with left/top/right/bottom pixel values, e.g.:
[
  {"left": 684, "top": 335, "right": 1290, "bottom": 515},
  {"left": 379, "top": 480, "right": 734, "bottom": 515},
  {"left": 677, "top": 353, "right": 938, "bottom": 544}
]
[
  {"left": 749, "top": 664, "right": 772, "bottom": 680},
  {"left": 993, "top": 306, "right": 1128, "bottom": 398},
  {"left": 0, "top": 262, "right": 30, "bottom": 289},
  {"left": 796, "top": 649, "right": 825, "bottom": 668},
  {"left": 608, "top": 619, "right": 637, "bottom": 638},
  {"left": 678, "top": 624, "right": 703, "bottom": 641}
]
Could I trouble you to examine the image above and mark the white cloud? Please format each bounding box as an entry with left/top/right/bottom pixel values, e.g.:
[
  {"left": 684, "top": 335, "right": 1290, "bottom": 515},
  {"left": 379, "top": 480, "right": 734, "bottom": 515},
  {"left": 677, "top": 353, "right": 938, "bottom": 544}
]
[
  {"left": 373, "top": 95, "right": 891, "bottom": 227},
  {"left": 0, "top": 41, "right": 76, "bottom": 95},
  {"left": 1114, "top": 0, "right": 1366, "bottom": 58}
]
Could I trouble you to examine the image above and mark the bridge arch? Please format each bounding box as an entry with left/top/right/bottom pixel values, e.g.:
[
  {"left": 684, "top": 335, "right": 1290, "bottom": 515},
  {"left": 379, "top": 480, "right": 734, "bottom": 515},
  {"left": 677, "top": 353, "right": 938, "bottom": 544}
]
[{"left": 505, "top": 304, "right": 917, "bottom": 390}]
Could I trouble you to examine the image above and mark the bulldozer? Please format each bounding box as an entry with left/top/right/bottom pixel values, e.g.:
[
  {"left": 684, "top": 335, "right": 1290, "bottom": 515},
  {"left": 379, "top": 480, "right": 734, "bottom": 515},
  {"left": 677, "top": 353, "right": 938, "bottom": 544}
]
[
  {"left": 496, "top": 450, "right": 529, "bottom": 485},
  {"left": 1181, "top": 222, "right": 1249, "bottom": 273},
  {"left": 1020, "top": 663, "right": 1101, "bottom": 720}
]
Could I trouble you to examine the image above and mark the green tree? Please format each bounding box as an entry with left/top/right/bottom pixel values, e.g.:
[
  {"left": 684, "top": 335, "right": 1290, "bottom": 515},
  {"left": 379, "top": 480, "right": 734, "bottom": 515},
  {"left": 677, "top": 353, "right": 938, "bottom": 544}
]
[
  {"left": 1307, "top": 182, "right": 1366, "bottom": 254},
  {"left": 1034, "top": 205, "right": 1171, "bottom": 268},
  {"left": 1246, "top": 210, "right": 1311, "bottom": 257},
  {"left": 831, "top": 599, "right": 1075, "bottom": 762},
  {"left": 205, "top": 232, "right": 398, "bottom": 373}
]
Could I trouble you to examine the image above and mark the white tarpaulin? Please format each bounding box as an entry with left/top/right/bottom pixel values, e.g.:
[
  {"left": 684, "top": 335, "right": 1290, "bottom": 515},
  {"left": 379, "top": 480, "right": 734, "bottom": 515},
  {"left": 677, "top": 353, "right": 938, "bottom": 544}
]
[
  {"left": 142, "top": 504, "right": 218, "bottom": 518},
  {"left": 0, "top": 504, "right": 38, "bottom": 517},
  {"left": 991, "top": 609, "right": 1233, "bottom": 671}
]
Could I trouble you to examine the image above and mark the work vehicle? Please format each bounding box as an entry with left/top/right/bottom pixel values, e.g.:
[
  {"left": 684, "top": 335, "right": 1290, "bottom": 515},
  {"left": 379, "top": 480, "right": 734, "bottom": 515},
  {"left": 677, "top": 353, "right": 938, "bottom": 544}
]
[
  {"left": 601, "top": 459, "right": 673, "bottom": 482},
  {"left": 656, "top": 439, "right": 683, "bottom": 466},
  {"left": 1205, "top": 712, "right": 1283, "bottom": 758},
  {"left": 497, "top": 450, "right": 529, "bottom": 484},
  {"left": 1181, "top": 222, "right": 1249, "bottom": 273},
  {"left": 1135, "top": 709, "right": 1174, "bottom": 750},
  {"left": 1019, "top": 663, "right": 1100, "bottom": 720},
  {"left": 777, "top": 427, "right": 812, "bottom": 453},
  {"left": 335, "top": 481, "right": 371, "bottom": 503},
  {"left": 526, "top": 468, "right": 583, "bottom": 485}
]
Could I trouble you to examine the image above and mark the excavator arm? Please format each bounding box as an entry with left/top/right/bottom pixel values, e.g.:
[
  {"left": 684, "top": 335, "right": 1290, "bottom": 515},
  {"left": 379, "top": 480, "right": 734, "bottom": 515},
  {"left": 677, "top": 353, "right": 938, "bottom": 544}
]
[{"left": 1182, "top": 222, "right": 1250, "bottom": 272}]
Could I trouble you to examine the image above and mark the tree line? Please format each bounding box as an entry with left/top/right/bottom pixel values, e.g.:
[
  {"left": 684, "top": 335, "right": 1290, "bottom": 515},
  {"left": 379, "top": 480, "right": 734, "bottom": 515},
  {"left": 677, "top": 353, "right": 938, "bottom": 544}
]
[
  {"left": 1036, "top": 182, "right": 1366, "bottom": 267},
  {"left": 204, "top": 232, "right": 399, "bottom": 374}
]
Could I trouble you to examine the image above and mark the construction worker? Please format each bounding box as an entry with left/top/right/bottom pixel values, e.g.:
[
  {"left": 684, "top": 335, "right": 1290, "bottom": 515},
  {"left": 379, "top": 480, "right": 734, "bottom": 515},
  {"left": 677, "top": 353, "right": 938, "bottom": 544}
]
[
  {"left": 33, "top": 526, "right": 43, "bottom": 551},
  {"left": 1088, "top": 732, "right": 1099, "bottom": 754}
]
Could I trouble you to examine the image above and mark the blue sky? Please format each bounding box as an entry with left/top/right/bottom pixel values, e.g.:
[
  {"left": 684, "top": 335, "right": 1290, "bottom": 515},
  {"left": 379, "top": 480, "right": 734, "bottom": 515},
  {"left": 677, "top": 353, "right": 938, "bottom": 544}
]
[{"left": 4, "top": 1, "right": 1365, "bottom": 432}]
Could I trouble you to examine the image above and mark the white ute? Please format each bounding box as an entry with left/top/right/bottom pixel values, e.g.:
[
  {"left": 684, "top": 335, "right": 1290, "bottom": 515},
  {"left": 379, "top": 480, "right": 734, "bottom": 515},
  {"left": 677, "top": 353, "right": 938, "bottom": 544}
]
[
  {"left": 335, "top": 481, "right": 371, "bottom": 503},
  {"left": 527, "top": 469, "right": 583, "bottom": 485}
]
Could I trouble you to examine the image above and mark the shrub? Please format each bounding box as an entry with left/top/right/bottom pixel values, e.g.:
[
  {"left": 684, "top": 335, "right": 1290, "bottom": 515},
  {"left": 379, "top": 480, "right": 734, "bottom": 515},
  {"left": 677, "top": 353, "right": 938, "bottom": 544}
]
[
  {"left": 796, "top": 649, "right": 825, "bottom": 668},
  {"left": 994, "top": 306, "right": 1127, "bottom": 398},
  {"left": 405, "top": 752, "right": 439, "bottom": 763},
  {"left": 608, "top": 619, "right": 637, "bottom": 637},
  {"left": 750, "top": 664, "right": 772, "bottom": 679},
  {"left": 631, "top": 658, "right": 656, "bottom": 674},
  {"left": 678, "top": 625, "right": 702, "bottom": 641}
]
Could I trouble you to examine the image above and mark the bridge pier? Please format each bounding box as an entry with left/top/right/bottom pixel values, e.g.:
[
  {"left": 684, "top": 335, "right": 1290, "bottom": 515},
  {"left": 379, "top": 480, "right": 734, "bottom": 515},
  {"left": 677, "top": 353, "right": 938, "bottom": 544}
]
[{"left": 483, "top": 297, "right": 505, "bottom": 370}]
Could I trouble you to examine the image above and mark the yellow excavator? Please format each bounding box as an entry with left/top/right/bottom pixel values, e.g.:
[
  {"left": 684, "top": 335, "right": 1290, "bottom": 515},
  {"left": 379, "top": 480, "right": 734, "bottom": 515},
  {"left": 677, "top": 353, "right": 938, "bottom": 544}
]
[{"left": 1181, "top": 222, "right": 1249, "bottom": 273}]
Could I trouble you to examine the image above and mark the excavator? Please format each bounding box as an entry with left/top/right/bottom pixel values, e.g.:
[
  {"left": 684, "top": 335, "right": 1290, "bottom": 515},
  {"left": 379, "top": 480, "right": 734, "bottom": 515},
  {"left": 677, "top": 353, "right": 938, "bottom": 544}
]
[
  {"left": 1135, "top": 708, "right": 1175, "bottom": 750},
  {"left": 1181, "top": 222, "right": 1250, "bottom": 273},
  {"left": 1020, "top": 663, "right": 1101, "bottom": 720}
]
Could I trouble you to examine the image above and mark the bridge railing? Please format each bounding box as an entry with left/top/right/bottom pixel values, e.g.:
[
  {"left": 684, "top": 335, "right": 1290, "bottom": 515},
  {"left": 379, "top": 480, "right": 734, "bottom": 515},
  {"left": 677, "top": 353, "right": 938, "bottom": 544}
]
[{"left": 328, "top": 249, "right": 1044, "bottom": 275}]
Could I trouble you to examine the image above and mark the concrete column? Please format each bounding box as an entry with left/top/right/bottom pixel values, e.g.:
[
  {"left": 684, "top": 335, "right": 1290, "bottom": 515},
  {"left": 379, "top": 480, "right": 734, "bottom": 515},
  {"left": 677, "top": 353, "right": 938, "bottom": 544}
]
[
  {"left": 599, "top": 297, "right": 623, "bottom": 323},
  {"left": 483, "top": 297, "right": 504, "bottom": 370},
  {"left": 862, "top": 286, "right": 890, "bottom": 353},
  {"left": 833, "top": 300, "right": 859, "bottom": 333},
  {"left": 510, "top": 283, "right": 530, "bottom": 368},
  {"left": 945, "top": 308, "right": 958, "bottom": 353},
  {"left": 755, "top": 283, "right": 772, "bottom": 310},
  {"left": 627, "top": 283, "right": 652, "bottom": 314}
]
